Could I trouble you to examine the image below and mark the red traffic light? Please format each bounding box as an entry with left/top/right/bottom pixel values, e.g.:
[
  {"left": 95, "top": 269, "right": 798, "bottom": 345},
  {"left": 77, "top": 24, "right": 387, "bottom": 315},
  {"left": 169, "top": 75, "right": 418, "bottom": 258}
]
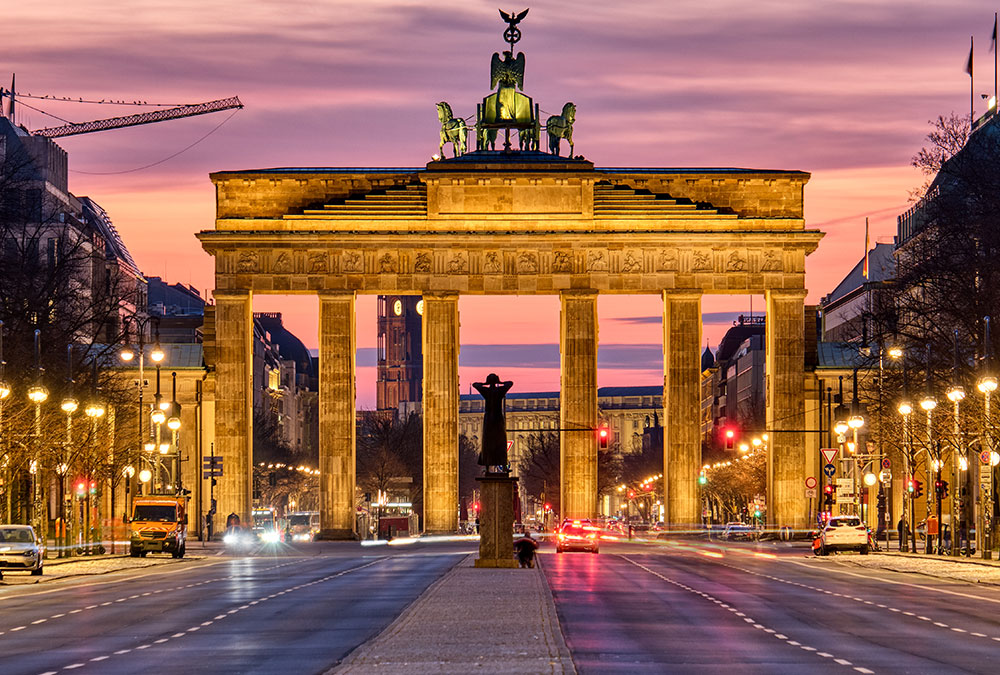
[
  {"left": 823, "top": 484, "right": 835, "bottom": 495},
  {"left": 598, "top": 425, "right": 611, "bottom": 449},
  {"left": 722, "top": 426, "right": 739, "bottom": 449}
]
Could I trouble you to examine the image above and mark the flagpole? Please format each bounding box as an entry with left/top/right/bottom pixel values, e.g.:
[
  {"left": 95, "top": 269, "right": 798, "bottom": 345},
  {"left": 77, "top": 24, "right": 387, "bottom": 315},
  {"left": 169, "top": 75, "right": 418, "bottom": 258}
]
[
  {"left": 971, "top": 35, "right": 975, "bottom": 128},
  {"left": 994, "top": 12, "right": 997, "bottom": 108}
]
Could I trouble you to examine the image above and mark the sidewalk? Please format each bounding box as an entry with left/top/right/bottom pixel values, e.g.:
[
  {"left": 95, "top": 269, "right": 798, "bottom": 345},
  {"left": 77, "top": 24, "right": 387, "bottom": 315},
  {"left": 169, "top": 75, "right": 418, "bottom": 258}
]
[{"left": 331, "top": 554, "right": 575, "bottom": 674}]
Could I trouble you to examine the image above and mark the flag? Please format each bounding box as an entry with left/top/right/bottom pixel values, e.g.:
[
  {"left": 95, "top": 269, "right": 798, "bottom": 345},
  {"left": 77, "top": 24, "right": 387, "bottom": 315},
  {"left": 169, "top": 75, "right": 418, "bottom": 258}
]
[
  {"left": 862, "top": 218, "right": 870, "bottom": 279},
  {"left": 992, "top": 15, "right": 997, "bottom": 53},
  {"left": 967, "top": 40, "right": 974, "bottom": 76}
]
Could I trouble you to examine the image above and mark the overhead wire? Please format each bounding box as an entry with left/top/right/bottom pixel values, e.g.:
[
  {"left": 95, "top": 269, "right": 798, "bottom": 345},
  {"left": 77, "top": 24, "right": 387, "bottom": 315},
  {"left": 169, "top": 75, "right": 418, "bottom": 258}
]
[{"left": 70, "top": 109, "right": 241, "bottom": 176}]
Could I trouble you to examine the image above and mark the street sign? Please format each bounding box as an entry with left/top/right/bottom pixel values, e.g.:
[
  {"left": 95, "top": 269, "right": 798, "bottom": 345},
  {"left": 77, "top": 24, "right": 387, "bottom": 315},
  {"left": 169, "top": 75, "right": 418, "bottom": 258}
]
[
  {"left": 804, "top": 476, "right": 817, "bottom": 489},
  {"left": 835, "top": 478, "right": 853, "bottom": 504},
  {"left": 806, "top": 488, "right": 817, "bottom": 499},
  {"left": 982, "top": 450, "right": 992, "bottom": 465},
  {"left": 821, "top": 448, "right": 838, "bottom": 464},
  {"left": 507, "top": 440, "right": 513, "bottom": 452},
  {"left": 823, "top": 464, "right": 836, "bottom": 477},
  {"left": 879, "top": 470, "right": 892, "bottom": 484},
  {"left": 881, "top": 458, "right": 891, "bottom": 469}
]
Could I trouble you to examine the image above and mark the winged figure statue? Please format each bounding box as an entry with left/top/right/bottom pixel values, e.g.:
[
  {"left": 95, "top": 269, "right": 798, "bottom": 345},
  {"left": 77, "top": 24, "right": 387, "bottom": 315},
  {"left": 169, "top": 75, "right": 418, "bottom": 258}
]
[{"left": 490, "top": 51, "right": 525, "bottom": 91}]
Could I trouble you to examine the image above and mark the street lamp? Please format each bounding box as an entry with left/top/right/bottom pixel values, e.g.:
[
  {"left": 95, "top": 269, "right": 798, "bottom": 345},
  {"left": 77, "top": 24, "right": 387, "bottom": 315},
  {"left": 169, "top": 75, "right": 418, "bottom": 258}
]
[{"left": 978, "top": 369, "right": 997, "bottom": 559}]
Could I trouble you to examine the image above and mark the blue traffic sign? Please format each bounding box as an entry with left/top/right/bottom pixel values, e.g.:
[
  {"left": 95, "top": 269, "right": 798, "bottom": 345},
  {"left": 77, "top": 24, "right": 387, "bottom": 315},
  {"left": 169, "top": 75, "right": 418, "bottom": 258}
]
[{"left": 823, "top": 463, "right": 836, "bottom": 477}]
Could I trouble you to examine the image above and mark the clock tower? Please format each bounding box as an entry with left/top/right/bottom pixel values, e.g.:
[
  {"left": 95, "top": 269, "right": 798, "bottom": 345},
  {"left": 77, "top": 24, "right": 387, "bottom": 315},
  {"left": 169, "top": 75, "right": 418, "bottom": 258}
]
[{"left": 376, "top": 295, "right": 423, "bottom": 413}]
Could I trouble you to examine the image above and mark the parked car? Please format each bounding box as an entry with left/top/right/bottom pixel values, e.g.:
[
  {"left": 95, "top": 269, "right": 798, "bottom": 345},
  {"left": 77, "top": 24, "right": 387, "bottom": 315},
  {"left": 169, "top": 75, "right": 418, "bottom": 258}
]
[
  {"left": 0, "top": 524, "right": 44, "bottom": 575},
  {"left": 556, "top": 523, "right": 600, "bottom": 554},
  {"left": 815, "top": 515, "right": 869, "bottom": 555}
]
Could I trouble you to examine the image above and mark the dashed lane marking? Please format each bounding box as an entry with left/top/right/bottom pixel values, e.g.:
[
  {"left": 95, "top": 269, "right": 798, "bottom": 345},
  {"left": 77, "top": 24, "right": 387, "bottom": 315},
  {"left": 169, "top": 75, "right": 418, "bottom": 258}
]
[
  {"left": 620, "top": 556, "right": 872, "bottom": 673},
  {"left": 717, "top": 558, "right": 1000, "bottom": 642},
  {"left": 46, "top": 557, "right": 388, "bottom": 672}
]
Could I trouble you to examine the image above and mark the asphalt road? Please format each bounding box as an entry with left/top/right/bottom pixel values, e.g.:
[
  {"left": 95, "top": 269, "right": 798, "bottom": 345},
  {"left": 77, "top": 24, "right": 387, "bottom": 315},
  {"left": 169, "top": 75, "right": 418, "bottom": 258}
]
[
  {"left": 544, "top": 537, "right": 1000, "bottom": 674},
  {"left": 0, "top": 541, "right": 470, "bottom": 675}
]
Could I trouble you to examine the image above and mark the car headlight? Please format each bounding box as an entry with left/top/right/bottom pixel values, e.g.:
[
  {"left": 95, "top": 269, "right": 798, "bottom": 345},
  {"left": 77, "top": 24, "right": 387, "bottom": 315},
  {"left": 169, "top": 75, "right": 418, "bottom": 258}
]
[{"left": 262, "top": 531, "right": 280, "bottom": 543}]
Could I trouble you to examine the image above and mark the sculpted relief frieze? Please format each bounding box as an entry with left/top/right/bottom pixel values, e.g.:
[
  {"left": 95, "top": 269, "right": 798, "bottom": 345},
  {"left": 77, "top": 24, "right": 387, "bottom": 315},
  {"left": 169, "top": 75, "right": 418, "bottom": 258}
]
[
  {"left": 691, "top": 250, "right": 712, "bottom": 272},
  {"left": 221, "top": 242, "right": 801, "bottom": 292},
  {"left": 414, "top": 252, "right": 433, "bottom": 273},
  {"left": 657, "top": 249, "right": 678, "bottom": 272},
  {"left": 587, "top": 250, "right": 608, "bottom": 272},
  {"left": 621, "top": 250, "right": 642, "bottom": 273},
  {"left": 272, "top": 252, "right": 291, "bottom": 274},
  {"left": 483, "top": 251, "right": 503, "bottom": 274},
  {"left": 517, "top": 251, "right": 538, "bottom": 274},
  {"left": 726, "top": 249, "right": 746, "bottom": 272},
  {"left": 553, "top": 250, "right": 573, "bottom": 273},
  {"left": 343, "top": 250, "right": 364, "bottom": 273}
]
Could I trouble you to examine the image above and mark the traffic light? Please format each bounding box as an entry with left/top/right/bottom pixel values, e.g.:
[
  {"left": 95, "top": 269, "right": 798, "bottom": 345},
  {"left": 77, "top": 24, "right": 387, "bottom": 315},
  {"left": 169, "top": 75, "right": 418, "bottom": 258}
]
[
  {"left": 724, "top": 427, "right": 736, "bottom": 450},
  {"left": 823, "top": 483, "right": 835, "bottom": 507},
  {"left": 598, "top": 425, "right": 610, "bottom": 449},
  {"left": 698, "top": 471, "right": 707, "bottom": 486},
  {"left": 907, "top": 478, "right": 915, "bottom": 494},
  {"left": 913, "top": 480, "right": 923, "bottom": 499},
  {"left": 935, "top": 480, "right": 949, "bottom": 499}
]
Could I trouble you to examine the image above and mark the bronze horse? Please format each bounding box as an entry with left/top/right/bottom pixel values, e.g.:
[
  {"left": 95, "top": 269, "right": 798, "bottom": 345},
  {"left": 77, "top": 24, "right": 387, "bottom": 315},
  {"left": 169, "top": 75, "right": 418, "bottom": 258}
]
[
  {"left": 546, "top": 102, "right": 575, "bottom": 157},
  {"left": 437, "top": 102, "right": 467, "bottom": 157}
]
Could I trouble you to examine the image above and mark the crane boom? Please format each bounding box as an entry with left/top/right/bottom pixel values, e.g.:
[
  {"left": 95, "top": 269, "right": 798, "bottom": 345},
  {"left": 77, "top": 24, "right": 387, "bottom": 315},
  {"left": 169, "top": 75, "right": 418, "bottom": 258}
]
[{"left": 32, "top": 96, "right": 243, "bottom": 138}]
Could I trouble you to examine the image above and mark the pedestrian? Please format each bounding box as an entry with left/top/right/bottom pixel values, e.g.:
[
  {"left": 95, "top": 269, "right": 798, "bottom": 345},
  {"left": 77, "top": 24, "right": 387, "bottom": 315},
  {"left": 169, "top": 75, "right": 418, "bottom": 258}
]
[
  {"left": 514, "top": 530, "right": 538, "bottom": 568},
  {"left": 897, "top": 515, "right": 906, "bottom": 552}
]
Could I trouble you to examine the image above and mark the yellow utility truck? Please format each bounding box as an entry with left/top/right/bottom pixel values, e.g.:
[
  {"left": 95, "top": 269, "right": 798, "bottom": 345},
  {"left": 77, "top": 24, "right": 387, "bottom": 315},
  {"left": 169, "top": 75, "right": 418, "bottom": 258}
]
[{"left": 128, "top": 495, "right": 188, "bottom": 558}]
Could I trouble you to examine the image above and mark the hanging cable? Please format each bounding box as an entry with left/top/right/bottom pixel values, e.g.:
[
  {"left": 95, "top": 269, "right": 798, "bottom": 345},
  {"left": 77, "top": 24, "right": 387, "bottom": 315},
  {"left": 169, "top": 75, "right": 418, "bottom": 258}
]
[{"left": 70, "top": 109, "right": 240, "bottom": 175}]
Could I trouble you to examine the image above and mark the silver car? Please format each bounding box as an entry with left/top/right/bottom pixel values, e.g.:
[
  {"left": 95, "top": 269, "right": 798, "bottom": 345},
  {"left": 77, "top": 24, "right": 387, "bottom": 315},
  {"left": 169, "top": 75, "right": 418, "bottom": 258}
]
[{"left": 0, "top": 524, "right": 44, "bottom": 575}]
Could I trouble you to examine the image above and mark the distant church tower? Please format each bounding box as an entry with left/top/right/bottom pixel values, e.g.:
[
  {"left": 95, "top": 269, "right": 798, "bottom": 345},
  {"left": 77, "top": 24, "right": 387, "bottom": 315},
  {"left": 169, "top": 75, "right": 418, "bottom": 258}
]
[{"left": 376, "top": 295, "right": 423, "bottom": 412}]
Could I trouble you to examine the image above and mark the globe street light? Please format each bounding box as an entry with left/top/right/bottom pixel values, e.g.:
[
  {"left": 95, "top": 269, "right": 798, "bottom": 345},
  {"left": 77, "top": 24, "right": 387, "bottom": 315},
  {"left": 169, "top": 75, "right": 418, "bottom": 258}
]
[{"left": 978, "top": 372, "right": 998, "bottom": 559}]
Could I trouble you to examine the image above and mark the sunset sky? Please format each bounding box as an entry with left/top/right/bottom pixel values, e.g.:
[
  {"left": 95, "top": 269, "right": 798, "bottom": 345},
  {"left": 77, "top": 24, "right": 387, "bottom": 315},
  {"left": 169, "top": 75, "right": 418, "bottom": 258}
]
[{"left": 6, "top": 1, "right": 994, "bottom": 406}]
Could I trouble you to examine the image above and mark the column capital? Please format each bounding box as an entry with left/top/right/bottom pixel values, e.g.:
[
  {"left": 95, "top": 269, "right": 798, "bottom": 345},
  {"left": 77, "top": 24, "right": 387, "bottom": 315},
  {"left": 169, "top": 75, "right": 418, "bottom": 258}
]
[
  {"left": 213, "top": 288, "right": 251, "bottom": 301},
  {"left": 559, "top": 289, "right": 599, "bottom": 298},
  {"left": 422, "top": 291, "right": 460, "bottom": 300},
  {"left": 662, "top": 290, "right": 702, "bottom": 301},
  {"left": 765, "top": 288, "right": 808, "bottom": 300},
  {"left": 317, "top": 290, "right": 356, "bottom": 301}
]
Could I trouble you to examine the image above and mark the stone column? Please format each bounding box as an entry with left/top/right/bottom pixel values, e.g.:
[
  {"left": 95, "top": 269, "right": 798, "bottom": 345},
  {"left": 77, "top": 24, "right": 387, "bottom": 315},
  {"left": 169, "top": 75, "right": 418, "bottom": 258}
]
[
  {"left": 422, "top": 293, "right": 459, "bottom": 533},
  {"left": 766, "top": 289, "right": 807, "bottom": 530},
  {"left": 214, "top": 289, "right": 253, "bottom": 529},
  {"left": 560, "top": 291, "right": 598, "bottom": 519},
  {"left": 662, "top": 291, "right": 702, "bottom": 530},
  {"left": 318, "top": 292, "right": 357, "bottom": 539}
]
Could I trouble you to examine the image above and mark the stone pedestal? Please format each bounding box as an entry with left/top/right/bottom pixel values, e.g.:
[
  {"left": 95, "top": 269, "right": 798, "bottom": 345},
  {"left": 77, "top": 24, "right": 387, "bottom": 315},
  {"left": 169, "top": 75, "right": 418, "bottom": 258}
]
[{"left": 474, "top": 475, "right": 518, "bottom": 568}]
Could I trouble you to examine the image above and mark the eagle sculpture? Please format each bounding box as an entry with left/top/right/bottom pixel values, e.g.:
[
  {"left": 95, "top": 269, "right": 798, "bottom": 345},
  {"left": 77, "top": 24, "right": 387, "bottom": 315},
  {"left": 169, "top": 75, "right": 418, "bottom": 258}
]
[{"left": 490, "top": 51, "right": 525, "bottom": 91}]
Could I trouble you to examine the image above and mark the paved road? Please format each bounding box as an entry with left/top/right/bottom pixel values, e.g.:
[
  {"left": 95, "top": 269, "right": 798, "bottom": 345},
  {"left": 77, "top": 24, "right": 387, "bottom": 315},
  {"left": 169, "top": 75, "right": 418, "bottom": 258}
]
[
  {"left": 0, "top": 541, "right": 470, "bottom": 675},
  {"left": 544, "top": 538, "right": 1000, "bottom": 674}
]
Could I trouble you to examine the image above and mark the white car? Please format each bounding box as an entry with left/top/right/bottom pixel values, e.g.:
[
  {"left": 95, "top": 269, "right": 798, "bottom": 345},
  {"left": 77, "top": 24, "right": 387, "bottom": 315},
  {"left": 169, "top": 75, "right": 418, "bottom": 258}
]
[
  {"left": 0, "top": 524, "right": 44, "bottom": 575},
  {"left": 817, "top": 516, "right": 869, "bottom": 555}
]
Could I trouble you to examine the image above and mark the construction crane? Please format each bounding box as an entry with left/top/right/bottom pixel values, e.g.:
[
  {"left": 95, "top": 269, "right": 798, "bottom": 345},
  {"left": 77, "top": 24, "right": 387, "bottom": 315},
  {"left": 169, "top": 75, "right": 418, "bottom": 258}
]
[
  {"left": 31, "top": 96, "right": 243, "bottom": 138},
  {"left": 0, "top": 81, "right": 242, "bottom": 138}
]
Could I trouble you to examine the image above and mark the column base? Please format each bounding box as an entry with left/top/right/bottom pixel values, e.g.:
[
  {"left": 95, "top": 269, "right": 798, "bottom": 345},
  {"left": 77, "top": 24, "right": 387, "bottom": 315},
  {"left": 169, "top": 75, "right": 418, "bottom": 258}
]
[
  {"left": 475, "top": 475, "right": 518, "bottom": 568},
  {"left": 314, "top": 529, "right": 357, "bottom": 541}
]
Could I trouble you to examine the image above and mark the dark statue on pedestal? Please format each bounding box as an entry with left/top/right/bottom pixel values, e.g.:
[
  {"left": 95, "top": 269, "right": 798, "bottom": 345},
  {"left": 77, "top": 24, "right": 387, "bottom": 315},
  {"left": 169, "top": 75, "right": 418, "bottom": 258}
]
[{"left": 473, "top": 373, "right": 513, "bottom": 473}]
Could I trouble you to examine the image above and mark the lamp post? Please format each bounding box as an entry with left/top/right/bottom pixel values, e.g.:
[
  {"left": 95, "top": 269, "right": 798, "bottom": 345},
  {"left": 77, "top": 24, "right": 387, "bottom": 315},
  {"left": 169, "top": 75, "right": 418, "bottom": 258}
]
[
  {"left": 27, "top": 330, "right": 48, "bottom": 536},
  {"left": 835, "top": 419, "right": 849, "bottom": 515},
  {"left": 978, "top": 316, "right": 997, "bottom": 559},
  {"left": 60, "top": 346, "right": 77, "bottom": 559},
  {"left": 83, "top": 360, "right": 105, "bottom": 554},
  {"left": 120, "top": 316, "right": 162, "bottom": 496},
  {"left": 167, "top": 371, "right": 182, "bottom": 494},
  {"left": 0, "top": 320, "right": 11, "bottom": 524},
  {"left": 946, "top": 384, "right": 965, "bottom": 556}
]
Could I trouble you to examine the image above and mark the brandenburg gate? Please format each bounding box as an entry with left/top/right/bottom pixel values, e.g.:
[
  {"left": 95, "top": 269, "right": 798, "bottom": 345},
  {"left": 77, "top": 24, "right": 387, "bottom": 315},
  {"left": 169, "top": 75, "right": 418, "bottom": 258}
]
[{"left": 197, "top": 12, "right": 822, "bottom": 539}]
